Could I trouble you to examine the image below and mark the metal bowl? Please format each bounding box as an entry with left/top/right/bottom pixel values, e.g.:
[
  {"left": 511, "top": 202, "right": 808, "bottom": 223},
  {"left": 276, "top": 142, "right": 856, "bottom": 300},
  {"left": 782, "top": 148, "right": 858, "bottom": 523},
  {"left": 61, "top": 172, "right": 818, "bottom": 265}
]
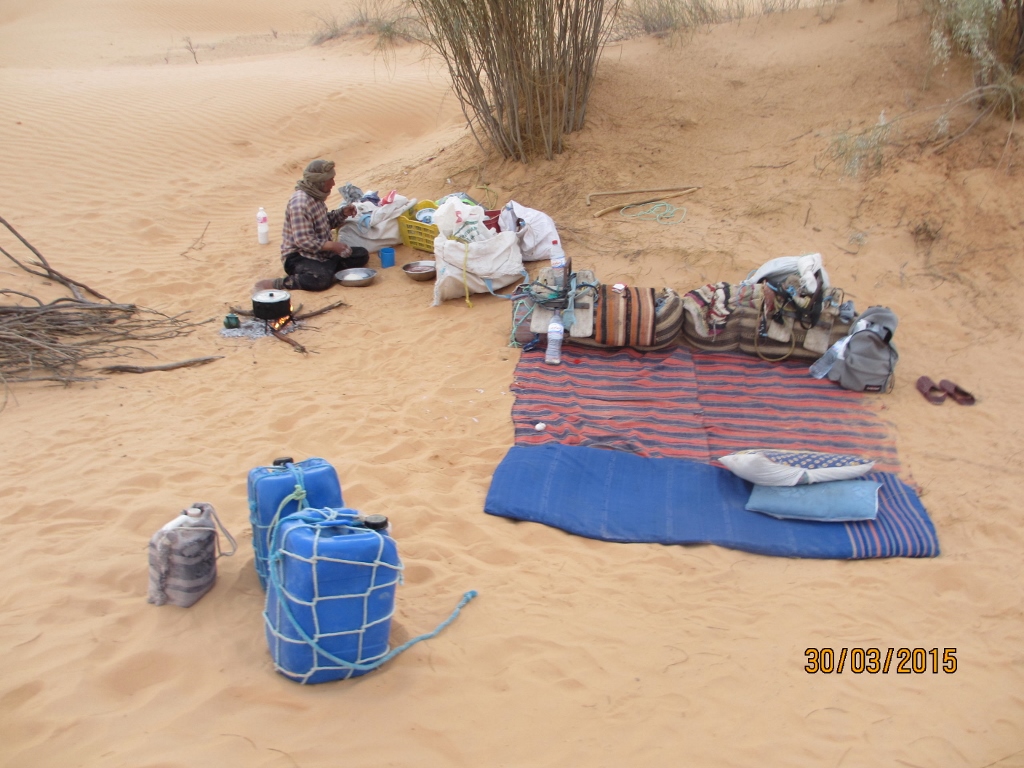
[
  {"left": 402, "top": 260, "right": 436, "bottom": 282},
  {"left": 335, "top": 267, "right": 377, "bottom": 287}
]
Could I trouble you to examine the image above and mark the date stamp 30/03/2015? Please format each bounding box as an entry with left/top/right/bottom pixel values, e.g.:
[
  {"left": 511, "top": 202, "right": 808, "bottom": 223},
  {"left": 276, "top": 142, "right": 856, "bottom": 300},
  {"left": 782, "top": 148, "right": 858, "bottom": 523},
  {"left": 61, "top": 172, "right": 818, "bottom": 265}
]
[{"left": 804, "top": 647, "right": 957, "bottom": 674}]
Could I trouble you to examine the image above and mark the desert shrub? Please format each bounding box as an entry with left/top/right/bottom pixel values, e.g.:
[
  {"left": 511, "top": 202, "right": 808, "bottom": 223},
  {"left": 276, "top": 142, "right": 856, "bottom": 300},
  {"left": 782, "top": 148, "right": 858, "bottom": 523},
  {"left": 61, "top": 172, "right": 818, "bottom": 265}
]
[
  {"left": 310, "top": 9, "right": 347, "bottom": 44},
  {"left": 822, "top": 112, "right": 899, "bottom": 177},
  {"left": 616, "top": 0, "right": 805, "bottom": 38},
  {"left": 348, "top": 0, "right": 421, "bottom": 45},
  {"left": 928, "top": 0, "right": 1023, "bottom": 113},
  {"left": 618, "top": 0, "right": 724, "bottom": 36},
  {"left": 310, "top": 1, "right": 418, "bottom": 47},
  {"left": 411, "top": 0, "right": 621, "bottom": 162}
]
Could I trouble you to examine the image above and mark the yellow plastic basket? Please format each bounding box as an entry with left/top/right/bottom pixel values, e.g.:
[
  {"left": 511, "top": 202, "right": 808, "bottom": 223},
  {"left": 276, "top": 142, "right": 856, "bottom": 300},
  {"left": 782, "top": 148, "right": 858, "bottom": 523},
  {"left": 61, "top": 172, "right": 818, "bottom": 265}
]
[{"left": 398, "top": 200, "right": 440, "bottom": 253}]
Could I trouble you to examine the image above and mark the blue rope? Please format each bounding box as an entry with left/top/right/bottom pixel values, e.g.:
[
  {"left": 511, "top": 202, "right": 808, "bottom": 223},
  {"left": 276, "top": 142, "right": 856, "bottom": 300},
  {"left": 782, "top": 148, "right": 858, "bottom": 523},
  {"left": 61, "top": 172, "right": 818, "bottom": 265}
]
[
  {"left": 266, "top": 510, "right": 478, "bottom": 677},
  {"left": 269, "top": 463, "right": 308, "bottom": 538},
  {"left": 619, "top": 201, "right": 687, "bottom": 225}
]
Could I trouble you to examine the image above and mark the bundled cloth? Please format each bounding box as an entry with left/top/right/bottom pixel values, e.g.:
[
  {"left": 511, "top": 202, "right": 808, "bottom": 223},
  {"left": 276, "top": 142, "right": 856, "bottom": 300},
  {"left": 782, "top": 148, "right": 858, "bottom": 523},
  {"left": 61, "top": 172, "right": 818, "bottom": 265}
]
[
  {"left": 147, "top": 502, "right": 236, "bottom": 608},
  {"left": 681, "top": 282, "right": 734, "bottom": 338},
  {"left": 681, "top": 254, "right": 851, "bottom": 361},
  {"left": 593, "top": 285, "right": 658, "bottom": 347},
  {"left": 336, "top": 191, "right": 416, "bottom": 251},
  {"left": 527, "top": 280, "right": 683, "bottom": 352}
]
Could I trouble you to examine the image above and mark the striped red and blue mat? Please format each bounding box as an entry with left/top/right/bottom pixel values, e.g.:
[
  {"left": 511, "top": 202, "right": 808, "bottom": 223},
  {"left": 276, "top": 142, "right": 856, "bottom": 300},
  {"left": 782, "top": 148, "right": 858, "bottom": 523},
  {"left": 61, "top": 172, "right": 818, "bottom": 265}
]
[
  {"left": 488, "top": 345, "right": 938, "bottom": 559},
  {"left": 512, "top": 345, "right": 899, "bottom": 470}
]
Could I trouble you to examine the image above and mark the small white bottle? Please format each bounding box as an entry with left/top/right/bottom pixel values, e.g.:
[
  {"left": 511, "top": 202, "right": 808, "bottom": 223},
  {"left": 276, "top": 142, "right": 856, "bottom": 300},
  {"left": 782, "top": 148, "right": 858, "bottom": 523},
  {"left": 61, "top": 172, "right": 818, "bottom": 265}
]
[
  {"left": 257, "top": 207, "right": 270, "bottom": 245},
  {"left": 549, "top": 240, "right": 566, "bottom": 291},
  {"left": 545, "top": 311, "right": 564, "bottom": 366}
]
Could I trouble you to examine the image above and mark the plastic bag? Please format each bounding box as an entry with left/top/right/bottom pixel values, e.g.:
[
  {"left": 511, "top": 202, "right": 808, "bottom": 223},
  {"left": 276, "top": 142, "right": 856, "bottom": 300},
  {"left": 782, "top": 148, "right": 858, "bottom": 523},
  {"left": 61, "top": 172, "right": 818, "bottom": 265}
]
[
  {"left": 433, "top": 198, "right": 489, "bottom": 239},
  {"left": 744, "top": 253, "right": 830, "bottom": 294},
  {"left": 497, "top": 200, "right": 561, "bottom": 262}
]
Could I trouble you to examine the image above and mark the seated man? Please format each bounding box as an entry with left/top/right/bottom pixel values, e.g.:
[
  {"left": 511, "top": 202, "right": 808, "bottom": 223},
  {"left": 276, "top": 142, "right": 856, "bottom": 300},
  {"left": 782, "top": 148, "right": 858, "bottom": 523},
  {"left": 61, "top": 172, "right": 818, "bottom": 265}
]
[{"left": 255, "top": 159, "right": 369, "bottom": 292}]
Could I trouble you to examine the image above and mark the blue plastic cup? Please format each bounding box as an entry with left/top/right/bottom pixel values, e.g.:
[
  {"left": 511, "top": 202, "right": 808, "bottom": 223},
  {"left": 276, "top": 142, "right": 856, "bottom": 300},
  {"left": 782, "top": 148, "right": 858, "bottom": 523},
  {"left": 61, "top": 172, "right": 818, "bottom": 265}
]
[{"left": 379, "top": 247, "right": 396, "bottom": 268}]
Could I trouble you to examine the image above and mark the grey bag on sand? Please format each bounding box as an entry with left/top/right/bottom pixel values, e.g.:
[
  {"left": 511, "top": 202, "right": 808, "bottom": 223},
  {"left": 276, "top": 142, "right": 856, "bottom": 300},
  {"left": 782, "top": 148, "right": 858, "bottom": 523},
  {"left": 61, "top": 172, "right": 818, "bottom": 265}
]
[
  {"left": 147, "top": 502, "right": 236, "bottom": 607},
  {"left": 827, "top": 306, "right": 899, "bottom": 393}
]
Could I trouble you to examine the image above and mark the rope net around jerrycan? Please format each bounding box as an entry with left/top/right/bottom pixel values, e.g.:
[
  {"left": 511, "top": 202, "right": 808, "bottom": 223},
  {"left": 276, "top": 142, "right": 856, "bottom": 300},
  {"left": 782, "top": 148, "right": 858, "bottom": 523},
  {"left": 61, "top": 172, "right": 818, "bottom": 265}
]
[
  {"left": 264, "top": 508, "right": 477, "bottom": 684},
  {"left": 248, "top": 458, "right": 343, "bottom": 590}
]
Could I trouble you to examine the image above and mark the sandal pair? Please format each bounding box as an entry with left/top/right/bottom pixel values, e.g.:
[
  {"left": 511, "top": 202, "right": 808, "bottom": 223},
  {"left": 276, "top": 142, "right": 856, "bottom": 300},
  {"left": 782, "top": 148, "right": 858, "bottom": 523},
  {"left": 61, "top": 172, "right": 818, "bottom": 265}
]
[{"left": 916, "top": 376, "right": 976, "bottom": 405}]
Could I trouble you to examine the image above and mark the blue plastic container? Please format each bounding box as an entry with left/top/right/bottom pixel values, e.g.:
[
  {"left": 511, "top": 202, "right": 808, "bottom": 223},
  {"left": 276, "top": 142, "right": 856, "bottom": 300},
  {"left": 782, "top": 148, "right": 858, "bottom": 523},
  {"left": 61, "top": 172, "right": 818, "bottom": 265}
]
[
  {"left": 264, "top": 508, "right": 401, "bottom": 684},
  {"left": 247, "top": 458, "right": 343, "bottom": 590}
]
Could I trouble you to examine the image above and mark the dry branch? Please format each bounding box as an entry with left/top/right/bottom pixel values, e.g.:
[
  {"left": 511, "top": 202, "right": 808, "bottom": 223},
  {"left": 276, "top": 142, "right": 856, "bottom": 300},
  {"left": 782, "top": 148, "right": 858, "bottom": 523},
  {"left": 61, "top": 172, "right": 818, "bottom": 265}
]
[
  {"left": 1, "top": 216, "right": 207, "bottom": 390},
  {"left": 271, "top": 328, "right": 307, "bottom": 354},
  {"left": 0, "top": 297, "right": 207, "bottom": 384},
  {"left": 592, "top": 188, "right": 700, "bottom": 218},
  {"left": 293, "top": 300, "right": 347, "bottom": 321},
  {"left": 100, "top": 356, "right": 223, "bottom": 374},
  {"left": 586, "top": 185, "right": 700, "bottom": 206},
  {"left": 181, "top": 222, "right": 211, "bottom": 259},
  {"left": 0, "top": 215, "right": 111, "bottom": 301}
]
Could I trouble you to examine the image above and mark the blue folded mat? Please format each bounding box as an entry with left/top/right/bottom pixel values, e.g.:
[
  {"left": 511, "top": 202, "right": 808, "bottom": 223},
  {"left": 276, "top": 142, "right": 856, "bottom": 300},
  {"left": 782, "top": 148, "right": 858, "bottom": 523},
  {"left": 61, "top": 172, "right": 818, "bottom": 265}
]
[{"left": 484, "top": 444, "right": 939, "bottom": 559}]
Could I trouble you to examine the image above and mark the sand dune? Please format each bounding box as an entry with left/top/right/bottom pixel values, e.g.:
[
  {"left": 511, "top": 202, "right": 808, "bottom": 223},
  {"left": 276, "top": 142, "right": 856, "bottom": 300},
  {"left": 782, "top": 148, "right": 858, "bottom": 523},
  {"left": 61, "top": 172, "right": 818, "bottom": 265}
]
[{"left": 2, "top": 0, "right": 1024, "bottom": 765}]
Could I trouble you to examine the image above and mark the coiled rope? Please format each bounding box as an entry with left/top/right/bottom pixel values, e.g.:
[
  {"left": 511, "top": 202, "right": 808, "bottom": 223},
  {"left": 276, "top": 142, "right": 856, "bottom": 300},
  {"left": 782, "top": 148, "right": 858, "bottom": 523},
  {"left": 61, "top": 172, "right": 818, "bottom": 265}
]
[{"left": 619, "top": 201, "right": 687, "bottom": 225}]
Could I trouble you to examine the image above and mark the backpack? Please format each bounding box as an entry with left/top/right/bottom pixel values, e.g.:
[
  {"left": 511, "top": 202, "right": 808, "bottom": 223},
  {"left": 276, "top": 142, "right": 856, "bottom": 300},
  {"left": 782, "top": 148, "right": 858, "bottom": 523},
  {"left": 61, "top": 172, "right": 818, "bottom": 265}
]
[{"left": 827, "top": 306, "right": 899, "bottom": 393}]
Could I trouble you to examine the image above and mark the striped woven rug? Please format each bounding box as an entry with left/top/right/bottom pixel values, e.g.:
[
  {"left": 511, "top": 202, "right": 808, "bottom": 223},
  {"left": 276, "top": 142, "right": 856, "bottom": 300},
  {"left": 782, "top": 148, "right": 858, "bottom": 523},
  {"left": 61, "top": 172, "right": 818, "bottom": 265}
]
[{"left": 511, "top": 345, "right": 900, "bottom": 473}]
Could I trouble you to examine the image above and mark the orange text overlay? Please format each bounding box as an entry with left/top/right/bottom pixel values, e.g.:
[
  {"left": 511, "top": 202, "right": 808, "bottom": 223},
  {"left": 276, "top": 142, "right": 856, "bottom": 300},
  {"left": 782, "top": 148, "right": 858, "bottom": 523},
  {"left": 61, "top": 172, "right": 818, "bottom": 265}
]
[{"left": 804, "top": 647, "right": 957, "bottom": 674}]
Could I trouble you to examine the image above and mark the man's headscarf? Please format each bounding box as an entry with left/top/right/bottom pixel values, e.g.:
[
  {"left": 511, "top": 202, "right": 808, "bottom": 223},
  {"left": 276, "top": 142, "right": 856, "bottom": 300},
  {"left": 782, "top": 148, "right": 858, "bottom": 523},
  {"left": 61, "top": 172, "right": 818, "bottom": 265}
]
[{"left": 295, "top": 159, "right": 336, "bottom": 202}]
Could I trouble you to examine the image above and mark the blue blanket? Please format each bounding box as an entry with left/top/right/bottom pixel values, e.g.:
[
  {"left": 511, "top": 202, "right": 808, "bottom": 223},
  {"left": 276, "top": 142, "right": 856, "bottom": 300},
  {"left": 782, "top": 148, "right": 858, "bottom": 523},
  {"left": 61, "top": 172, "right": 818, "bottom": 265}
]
[{"left": 485, "top": 445, "right": 940, "bottom": 559}]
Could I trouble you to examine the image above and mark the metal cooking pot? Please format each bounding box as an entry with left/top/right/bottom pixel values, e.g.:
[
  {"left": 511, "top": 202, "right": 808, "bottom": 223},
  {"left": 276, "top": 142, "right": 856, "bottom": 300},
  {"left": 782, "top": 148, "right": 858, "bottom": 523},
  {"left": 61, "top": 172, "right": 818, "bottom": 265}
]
[{"left": 252, "top": 289, "right": 292, "bottom": 321}]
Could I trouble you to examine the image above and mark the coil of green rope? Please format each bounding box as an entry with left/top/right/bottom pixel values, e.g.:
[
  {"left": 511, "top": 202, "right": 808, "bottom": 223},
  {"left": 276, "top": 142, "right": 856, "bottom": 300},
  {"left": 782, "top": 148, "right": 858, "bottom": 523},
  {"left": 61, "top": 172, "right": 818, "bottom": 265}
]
[{"left": 619, "top": 200, "right": 687, "bottom": 225}]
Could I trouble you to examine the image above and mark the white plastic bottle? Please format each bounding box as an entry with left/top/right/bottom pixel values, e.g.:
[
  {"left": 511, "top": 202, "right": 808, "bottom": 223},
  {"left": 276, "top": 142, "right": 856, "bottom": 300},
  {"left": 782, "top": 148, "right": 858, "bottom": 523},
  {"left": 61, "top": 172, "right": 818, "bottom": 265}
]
[
  {"left": 257, "top": 207, "right": 270, "bottom": 245},
  {"left": 545, "top": 311, "right": 564, "bottom": 366},
  {"left": 549, "top": 240, "right": 566, "bottom": 291}
]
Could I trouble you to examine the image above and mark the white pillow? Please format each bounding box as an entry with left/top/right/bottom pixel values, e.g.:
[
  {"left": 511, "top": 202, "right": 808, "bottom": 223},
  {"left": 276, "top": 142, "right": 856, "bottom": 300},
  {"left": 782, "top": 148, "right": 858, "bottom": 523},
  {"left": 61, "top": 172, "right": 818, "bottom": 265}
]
[{"left": 718, "top": 450, "right": 875, "bottom": 486}]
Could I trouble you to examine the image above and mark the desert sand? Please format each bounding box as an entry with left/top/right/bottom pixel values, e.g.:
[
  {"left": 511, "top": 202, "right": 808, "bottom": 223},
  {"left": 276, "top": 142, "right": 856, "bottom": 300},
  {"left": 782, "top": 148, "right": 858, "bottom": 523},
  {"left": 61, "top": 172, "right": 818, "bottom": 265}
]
[{"left": 2, "top": 0, "right": 1023, "bottom": 765}]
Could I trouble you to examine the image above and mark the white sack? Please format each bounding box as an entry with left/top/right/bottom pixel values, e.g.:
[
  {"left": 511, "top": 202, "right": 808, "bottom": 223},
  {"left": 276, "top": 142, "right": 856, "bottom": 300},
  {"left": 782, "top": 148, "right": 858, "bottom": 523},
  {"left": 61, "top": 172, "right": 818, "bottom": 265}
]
[
  {"left": 497, "top": 200, "right": 561, "bottom": 262},
  {"left": 336, "top": 195, "right": 416, "bottom": 251},
  {"left": 432, "top": 232, "right": 525, "bottom": 306},
  {"left": 432, "top": 198, "right": 493, "bottom": 242},
  {"left": 744, "top": 253, "right": 830, "bottom": 294}
]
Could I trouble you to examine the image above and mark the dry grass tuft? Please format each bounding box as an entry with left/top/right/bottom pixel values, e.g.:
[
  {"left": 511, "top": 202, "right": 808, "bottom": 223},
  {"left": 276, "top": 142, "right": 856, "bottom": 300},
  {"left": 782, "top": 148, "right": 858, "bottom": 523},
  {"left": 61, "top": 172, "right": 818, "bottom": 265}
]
[
  {"left": 615, "top": 0, "right": 804, "bottom": 39},
  {"left": 310, "top": 1, "right": 418, "bottom": 48},
  {"left": 822, "top": 113, "right": 899, "bottom": 177}
]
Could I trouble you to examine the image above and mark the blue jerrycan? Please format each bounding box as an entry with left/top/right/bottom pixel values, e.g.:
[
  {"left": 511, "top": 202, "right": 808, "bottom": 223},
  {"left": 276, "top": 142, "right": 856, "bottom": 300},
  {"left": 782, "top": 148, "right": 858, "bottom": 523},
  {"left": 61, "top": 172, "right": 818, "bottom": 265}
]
[
  {"left": 264, "top": 508, "right": 400, "bottom": 684},
  {"left": 247, "top": 457, "right": 342, "bottom": 590}
]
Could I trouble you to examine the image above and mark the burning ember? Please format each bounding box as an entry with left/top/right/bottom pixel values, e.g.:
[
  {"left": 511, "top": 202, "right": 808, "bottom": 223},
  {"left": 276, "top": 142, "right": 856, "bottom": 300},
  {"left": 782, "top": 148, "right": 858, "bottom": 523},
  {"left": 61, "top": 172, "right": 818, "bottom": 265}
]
[{"left": 268, "top": 312, "right": 293, "bottom": 332}]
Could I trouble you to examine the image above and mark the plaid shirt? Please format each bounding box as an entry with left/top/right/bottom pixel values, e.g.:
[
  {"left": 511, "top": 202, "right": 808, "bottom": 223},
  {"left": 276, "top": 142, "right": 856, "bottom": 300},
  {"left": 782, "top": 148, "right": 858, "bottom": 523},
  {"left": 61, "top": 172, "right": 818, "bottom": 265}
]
[{"left": 280, "top": 189, "right": 349, "bottom": 263}]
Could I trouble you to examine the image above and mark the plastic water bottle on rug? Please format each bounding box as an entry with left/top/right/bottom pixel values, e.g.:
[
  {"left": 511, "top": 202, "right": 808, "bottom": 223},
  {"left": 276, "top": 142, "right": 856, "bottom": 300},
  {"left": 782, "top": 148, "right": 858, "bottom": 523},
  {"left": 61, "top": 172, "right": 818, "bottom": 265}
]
[
  {"left": 550, "top": 241, "right": 566, "bottom": 291},
  {"left": 545, "top": 311, "right": 564, "bottom": 366},
  {"left": 809, "top": 336, "right": 851, "bottom": 379},
  {"left": 257, "top": 207, "right": 270, "bottom": 245}
]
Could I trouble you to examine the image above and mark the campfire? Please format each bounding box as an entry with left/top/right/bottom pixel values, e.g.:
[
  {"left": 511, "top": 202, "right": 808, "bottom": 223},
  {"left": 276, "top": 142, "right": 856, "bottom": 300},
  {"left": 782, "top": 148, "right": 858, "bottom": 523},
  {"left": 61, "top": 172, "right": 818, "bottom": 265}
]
[{"left": 227, "top": 291, "right": 348, "bottom": 354}]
